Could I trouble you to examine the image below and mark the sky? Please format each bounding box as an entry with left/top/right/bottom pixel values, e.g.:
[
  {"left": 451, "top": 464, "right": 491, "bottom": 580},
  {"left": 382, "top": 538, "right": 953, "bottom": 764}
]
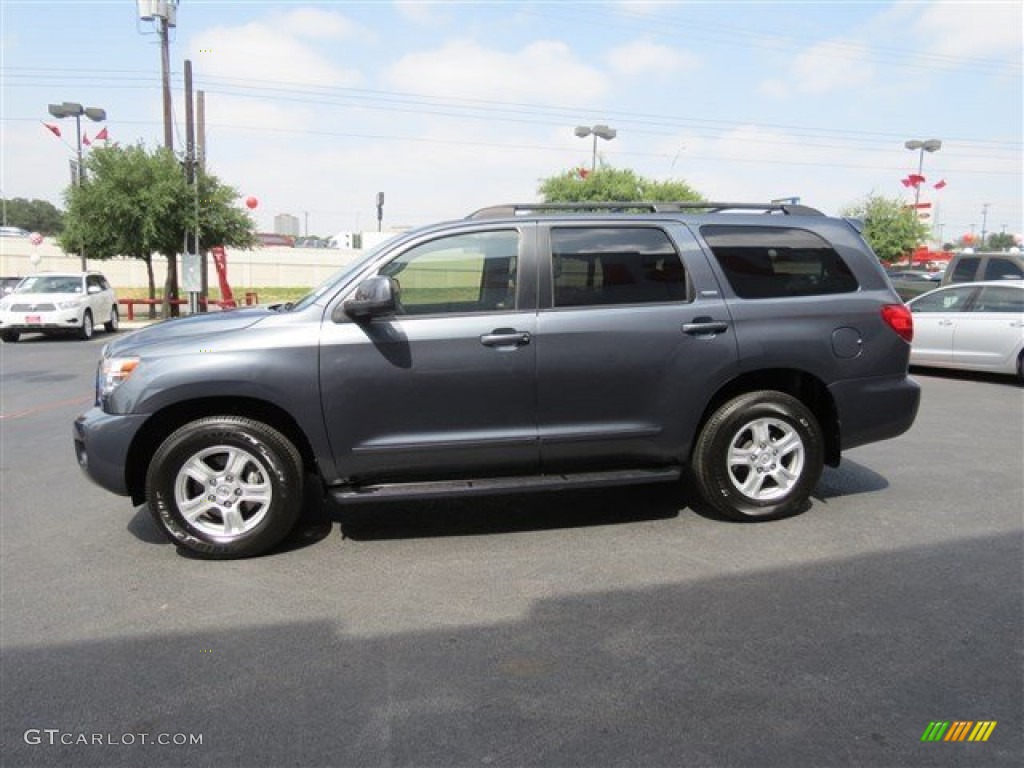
[{"left": 1, "top": 0, "right": 1021, "bottom": 243}]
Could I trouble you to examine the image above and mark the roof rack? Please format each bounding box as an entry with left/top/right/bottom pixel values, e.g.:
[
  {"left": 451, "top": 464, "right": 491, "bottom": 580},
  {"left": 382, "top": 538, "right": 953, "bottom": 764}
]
[{"left": 466, "top": 202, "right": 824, "bottom": 219}]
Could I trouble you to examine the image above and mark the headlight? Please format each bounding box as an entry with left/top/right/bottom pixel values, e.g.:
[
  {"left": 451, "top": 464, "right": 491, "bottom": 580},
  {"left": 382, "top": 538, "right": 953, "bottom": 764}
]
[
  {"left": 98, "top": 356, "right": 140, "bottom": 398},
  {"left": 58, "top": 299, "right": 84, "bottom": 310}
]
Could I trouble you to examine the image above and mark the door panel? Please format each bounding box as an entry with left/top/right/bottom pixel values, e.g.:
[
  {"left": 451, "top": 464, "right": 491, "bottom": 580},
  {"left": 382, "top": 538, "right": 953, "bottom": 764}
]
[
  {"left": 536, "top": 223, "right": 737, "bottom": 471},
  {"left": 319, "top": 227, "right": 539, "bottom": 482}
]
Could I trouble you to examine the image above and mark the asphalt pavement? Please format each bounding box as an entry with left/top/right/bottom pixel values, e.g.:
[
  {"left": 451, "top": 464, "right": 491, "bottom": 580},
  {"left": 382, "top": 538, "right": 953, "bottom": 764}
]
[{"left": 1, "top": 331, "right": 1021, "bottom": 767}]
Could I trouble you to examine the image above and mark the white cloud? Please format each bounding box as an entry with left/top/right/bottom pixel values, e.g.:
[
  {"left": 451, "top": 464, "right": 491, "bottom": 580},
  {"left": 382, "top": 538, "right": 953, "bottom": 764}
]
[
  {"left": 913, "top": 2, "right": 1022, "bottom": 59},
  {"left": 386, "top": 39, "right": 608, "bottom": 104},
  {"left": 190, "top": 15, "right": 361, "bottom": 90},
  {"left": 791, "top": 39, "right": 875, "bottom": 94},
  {"left": 606, "top": 40, "right": 699, "bottom": 77}
]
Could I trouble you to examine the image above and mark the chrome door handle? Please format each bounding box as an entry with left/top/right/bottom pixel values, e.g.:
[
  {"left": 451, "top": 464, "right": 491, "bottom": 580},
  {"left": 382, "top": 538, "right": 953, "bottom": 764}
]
[
  {"left": 682, "top": 321, "right": 729, "bottom": 336},
  {"left": 481, "top": 330, "right": 531, "bottom": 347}
]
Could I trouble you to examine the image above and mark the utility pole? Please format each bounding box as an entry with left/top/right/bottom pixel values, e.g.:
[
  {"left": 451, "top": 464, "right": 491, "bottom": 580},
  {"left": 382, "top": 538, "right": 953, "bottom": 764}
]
[
  {"left": 184, "top": 59, "right": 200, "bottom": 314},
  {"left": 159, "top": 17, "right": 173, "bottom": 149},
  {"left": 980, "top": 203, "right": 990, "bottom": 249},
  {"left": 197, "top": 89, "right": 208, "bottom": 303}
]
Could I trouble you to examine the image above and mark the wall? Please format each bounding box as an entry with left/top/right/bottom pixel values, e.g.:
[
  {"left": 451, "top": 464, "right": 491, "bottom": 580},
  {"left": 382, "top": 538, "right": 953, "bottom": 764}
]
[{"left": 0, "top": 237, "right": 365, "bottom": 290}]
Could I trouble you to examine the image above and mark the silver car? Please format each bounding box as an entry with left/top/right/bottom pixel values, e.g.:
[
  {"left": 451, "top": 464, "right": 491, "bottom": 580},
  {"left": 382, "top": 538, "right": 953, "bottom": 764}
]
[{"left": 907, "top": 280, "right": 1024, "bottom": 380}]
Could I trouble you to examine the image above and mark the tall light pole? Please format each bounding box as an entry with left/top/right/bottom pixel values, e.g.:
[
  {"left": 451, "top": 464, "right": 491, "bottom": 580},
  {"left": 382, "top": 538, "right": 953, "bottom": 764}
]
[
  {"left": 575, "top": 124, "right": 617, "bottom": 174},
  {"left": 47, "top": 102, "right": 106, "bottom": 270},
  {"left": 904, "top": 139, "right": 941, "bottom": 208}
]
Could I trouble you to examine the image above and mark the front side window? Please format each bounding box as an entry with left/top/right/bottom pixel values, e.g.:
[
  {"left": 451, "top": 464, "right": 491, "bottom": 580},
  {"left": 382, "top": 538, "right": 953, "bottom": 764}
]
[
  {"left": 700, "top": 225, "right": 858, "bottom": 299},
  {"left": 550, "top": 227, "right": 688, "bottom": 308},
  {"left": 910, "top": 286, "right": 976, "bottom": 313},
  {"left": 378, "top": 230, "right": 519, "bottom": 316}
]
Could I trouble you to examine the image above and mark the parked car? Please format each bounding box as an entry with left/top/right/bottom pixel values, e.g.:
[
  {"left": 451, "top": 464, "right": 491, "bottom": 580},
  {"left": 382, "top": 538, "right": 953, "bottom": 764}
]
[
  {"left": 885, "top": 269, "right": 942, "bottom": 301},
  {"left": 906, "top": 280, "right": 1024, "bottom": 381},
  {"left": 0, "top": 271, "right": 119, "bottom": 342},
  {"left": 0, "top": 276, "right": 23, "bottom": 296},
  {"left": 73, "top": 201, "right": 920, "bottom": 559},
  {"left": 941, "top": 250, "right": 1024, "bottom": 286}
]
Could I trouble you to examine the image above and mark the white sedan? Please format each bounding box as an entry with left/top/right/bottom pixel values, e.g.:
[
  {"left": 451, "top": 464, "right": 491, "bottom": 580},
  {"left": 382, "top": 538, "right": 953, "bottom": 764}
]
[{"left": 906, "top": 280, "right": 1024, "bottom": 381}]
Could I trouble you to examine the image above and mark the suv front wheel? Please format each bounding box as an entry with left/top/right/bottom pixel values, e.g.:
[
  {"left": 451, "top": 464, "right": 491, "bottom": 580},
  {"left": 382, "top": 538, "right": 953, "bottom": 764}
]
[
  {"left": 692, "top": 391, "right": 824, "bottom": 521},
  {"left": 146, "top": 416, "right": 304, "bottom": 558}
]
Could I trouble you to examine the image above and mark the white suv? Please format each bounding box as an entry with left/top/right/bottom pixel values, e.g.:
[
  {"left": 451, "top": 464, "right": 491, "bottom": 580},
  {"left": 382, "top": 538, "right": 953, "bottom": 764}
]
[{"left": 0, "top": 271, "right": 118, "bottom": 342}]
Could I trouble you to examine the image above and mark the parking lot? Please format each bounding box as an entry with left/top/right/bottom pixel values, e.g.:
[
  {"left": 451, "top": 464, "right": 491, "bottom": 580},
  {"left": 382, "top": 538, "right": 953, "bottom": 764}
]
[{"left": 1, "top": 333, "right": 1021, "bottom": 767}]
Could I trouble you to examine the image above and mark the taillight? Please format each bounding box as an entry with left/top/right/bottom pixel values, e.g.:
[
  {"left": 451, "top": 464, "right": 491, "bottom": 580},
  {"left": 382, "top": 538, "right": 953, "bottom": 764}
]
[{"left": 881, "top": 304, "right": 913, "bottom": 343}]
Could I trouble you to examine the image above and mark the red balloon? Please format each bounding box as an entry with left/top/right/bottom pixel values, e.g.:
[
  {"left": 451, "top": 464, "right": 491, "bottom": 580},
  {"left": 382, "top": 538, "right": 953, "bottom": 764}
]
[
  {"left": 962, "top": 232, "right": 976, "bottom": 243},
  {"left": 245, "top": 196, "right": 258, "bottom": 210},
  {"left": 29, "top": 232, "right": 43, "bottom": 246}
]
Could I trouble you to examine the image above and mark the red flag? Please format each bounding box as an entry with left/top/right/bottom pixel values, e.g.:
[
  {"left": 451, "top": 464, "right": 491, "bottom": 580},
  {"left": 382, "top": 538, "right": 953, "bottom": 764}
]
[
  {"left": 82, "top": 133, "right": 91, "bottom": 146},
  {"left": 94, "top": 127, "right": 109, "bottom": 141},
  {"left": 908, "top": 174, "right": 925, "bottom": 187},
  {"left": 900, "top": 177, "right": 912, "bottom": 188},
  {"left": 44, "top": 123, "right": 61, "bottom": 138},
  {"left": 933, "top": 179, "right": 946, "bottom": 189}
]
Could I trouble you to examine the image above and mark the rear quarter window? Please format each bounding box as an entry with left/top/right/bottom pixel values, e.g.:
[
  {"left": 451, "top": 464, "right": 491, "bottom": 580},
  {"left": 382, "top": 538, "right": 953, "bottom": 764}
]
[{"left": 700, "top": 225, "right": 858, "bottom": 299}]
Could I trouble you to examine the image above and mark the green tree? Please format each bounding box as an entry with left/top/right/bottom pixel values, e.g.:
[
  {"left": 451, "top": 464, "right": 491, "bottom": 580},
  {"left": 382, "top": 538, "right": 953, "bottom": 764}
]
[
  {"left": 840, "top": 193, "right": 929, "bottom": 264},
  {"left": 2, "top": 197, "right": 64, "bottom": 234},
  {"left": 986, "top": 232, "right": 1015, "bottom": 251},
  {"left": 61, "top": 144, "right": 257, "bottom": 316},
  {"left": 539, "top": 166, "right": 702, "bottom": 203}
]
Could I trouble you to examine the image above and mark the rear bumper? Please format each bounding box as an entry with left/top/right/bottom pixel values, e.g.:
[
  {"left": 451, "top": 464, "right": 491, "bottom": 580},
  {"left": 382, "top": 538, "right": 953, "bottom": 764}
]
[
  {"left": 830, "top": 374, "right": 921, "bottom": 451},
  {"left": 73, "top": 407, "right": 148, "bottom": 497}
]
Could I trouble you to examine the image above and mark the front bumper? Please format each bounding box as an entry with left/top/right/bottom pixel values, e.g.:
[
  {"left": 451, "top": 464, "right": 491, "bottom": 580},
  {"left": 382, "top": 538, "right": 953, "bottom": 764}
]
[
  {"left": 1, "top": 310, "right": 83, "bottom": 331},
  {"left": 73, "top": 407, "right": 149, "bottom": 497}
]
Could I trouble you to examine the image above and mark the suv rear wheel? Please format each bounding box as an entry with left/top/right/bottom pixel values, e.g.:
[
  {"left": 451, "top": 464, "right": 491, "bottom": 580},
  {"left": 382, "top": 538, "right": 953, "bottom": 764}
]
[
  {"left": 146, "top": 416, "right": 304, "bottom": 559},
  {"left": 692, "top": 391, "right": 824, "bottom": 521}
]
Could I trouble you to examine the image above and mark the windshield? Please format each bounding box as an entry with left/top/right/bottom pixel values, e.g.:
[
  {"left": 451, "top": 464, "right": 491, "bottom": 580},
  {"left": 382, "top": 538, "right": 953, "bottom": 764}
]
[
  {"left": 16, "top": 275, "right": 84, "bottom": 294},
  {"left": 287, "top": 238, "right": 401, "bottom": 312}
]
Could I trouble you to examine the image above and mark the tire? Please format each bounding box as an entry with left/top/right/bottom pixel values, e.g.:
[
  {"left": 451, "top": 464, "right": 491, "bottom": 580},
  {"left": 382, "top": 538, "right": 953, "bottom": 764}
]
[
  {"left": 145, "top": 416, "right": 304, "bottom": 559},
  {"left": 104, "top": 305, "right": 119, "bottom": 333},
  {"left": 0, "top": 330, "right": 18, "bottom": 343},
  {"left": 1017, "top": 351, "right": 1024, "bottom": 385},
  {"left": 692, "top": 390, "right": 824, "bottom": 521},
  {"left": 78, "top": 310, "right": 94, "bottom": 340}
]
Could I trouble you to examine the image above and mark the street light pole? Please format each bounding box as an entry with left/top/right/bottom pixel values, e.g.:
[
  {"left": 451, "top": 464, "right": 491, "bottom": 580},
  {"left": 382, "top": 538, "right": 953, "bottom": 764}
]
[
  {"left": 574, "top": 124, "right": 617, "bottom": 173},
  {"left": 48, "top": 102, "right": 106, "bottom": 270},
  {"left": 904, "top": 138, "right": 942, "bottom": 208}
]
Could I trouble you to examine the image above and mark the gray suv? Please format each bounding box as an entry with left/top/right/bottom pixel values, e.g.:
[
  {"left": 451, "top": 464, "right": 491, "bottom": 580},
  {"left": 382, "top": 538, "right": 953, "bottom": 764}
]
[{"left": 73, "top": 202, "right": 920, "bottom": 558}]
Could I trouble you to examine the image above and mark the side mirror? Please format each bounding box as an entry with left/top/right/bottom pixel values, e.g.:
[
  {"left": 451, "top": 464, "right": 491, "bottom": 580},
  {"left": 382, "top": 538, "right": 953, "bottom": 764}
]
[{"left": 338, "top": 276, "right": 398, "bottom": 321}]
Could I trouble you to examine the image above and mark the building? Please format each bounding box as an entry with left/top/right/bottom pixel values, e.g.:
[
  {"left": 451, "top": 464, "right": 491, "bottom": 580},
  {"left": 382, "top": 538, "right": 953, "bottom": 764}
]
[{"left": 274, "top": 213, "right": 300, "bottom": 237}]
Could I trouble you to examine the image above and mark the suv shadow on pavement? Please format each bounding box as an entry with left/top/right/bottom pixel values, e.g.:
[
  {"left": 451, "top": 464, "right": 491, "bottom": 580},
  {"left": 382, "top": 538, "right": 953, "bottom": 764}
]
[{"left": 127, "top": 458, "right": 889, "bottom": 553}]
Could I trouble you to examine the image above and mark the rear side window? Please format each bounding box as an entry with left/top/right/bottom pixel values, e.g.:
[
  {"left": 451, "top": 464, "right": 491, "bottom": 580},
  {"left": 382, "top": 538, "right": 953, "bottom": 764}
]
[
  {"left": 550, "top": 227, "right": 689, "bottom": 307},
  {"left": 971, "top": 286, "right": 1024, "bottom": 313},
  {"left": 983, "top": 257, "right": 1024, "bottom": 281},
  {"left": 949, "top": 257, "right": 980, "bottom": 283},
  {"left": 700, "top": 225, "right": 858, "bottom": 299}
]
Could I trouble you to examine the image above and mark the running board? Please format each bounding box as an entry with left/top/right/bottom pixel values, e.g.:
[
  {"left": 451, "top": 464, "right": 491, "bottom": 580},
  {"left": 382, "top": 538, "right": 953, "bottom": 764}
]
[{"left": 329, "top": 467, "right": 682, "bottom": 503}]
